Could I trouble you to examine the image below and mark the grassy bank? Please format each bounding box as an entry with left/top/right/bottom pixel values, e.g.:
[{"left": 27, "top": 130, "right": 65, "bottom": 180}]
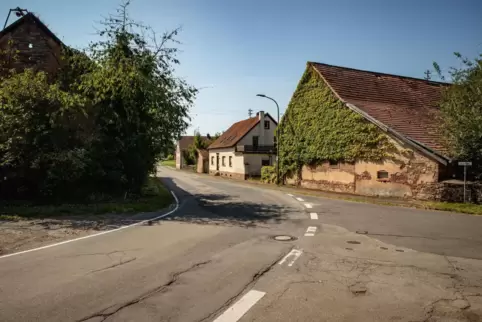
[
  {"left": 421, "top": 201, "right": 482, "bottom": 215},
  {"left": 160, "top": 159, "right": 176, "bottom": 167},
  {"left": 0, "top": 178, "right": 173, "bottom": 220}
]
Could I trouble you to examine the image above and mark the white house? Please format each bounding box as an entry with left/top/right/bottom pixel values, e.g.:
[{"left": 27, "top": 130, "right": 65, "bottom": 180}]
[{"left": 207, "top": 111, "right": 277, "bottom": 179}]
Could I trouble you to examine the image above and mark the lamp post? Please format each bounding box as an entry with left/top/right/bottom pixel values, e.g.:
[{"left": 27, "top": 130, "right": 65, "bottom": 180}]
[{"left": 256, "top": 94, "right": 280, "bottom": 185}]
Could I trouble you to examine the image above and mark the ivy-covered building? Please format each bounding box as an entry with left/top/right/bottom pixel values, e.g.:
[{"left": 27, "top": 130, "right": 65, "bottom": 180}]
[{"left": 280, "top": 62, "right": 461, "bottom": 200}]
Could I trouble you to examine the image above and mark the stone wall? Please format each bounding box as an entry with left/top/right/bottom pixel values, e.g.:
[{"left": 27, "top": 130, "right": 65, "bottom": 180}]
[{"left": 413, "top": 182, "right": 482, "bottom": 203}]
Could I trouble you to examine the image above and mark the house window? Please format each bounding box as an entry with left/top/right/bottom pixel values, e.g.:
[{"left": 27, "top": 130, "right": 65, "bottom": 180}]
[
  {"left": 229, "top": 156, "right": 232, "bottom": 167},
  {"left": 264, "top": 121, "right": 270, "bottom": 129},
  {"left": 329, "top": 160, "right": 339, "bottom": 168},
  {"left": 262, "top": 159, "right": 270, "bottom": 166},
  {"left": 211, "top": 156, "right": 214, "bottom": 165},
  {"left": 252, "top": 136, "right": 259, "bottom": 147},
  {"left": 377, "top": 170, "right": 389, "bottom": 179},
  {"left": 222, "top": 156, "right": 226, "bottom": 166}
]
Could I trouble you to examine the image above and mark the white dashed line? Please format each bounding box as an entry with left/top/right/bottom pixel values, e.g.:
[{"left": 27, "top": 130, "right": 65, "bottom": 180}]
[
  {"left": 304, "top": 226, "right": 317, "bottom": 237},
  {"left": 279, "top": 249, "right": 303, "bottom": 267},
  {"left": 287, "top": 193, "right": 294, "bottom": 197},
  {"left": 296, "top": 197, "right": 304, "bottom": 202},
  {"left": 213, "top": 290, "right": 266, "bottom": 322},
  {"left": 304, "top": 203, "right": 313, "bottom": 209},
  {"left": 310, "top": 212, "right": 318, "bottom": 220}
]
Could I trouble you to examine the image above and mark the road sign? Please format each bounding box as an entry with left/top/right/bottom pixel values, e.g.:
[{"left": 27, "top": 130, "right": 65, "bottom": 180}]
[{"left": 458, "top": 161, "right": 472, "bottom": 166}]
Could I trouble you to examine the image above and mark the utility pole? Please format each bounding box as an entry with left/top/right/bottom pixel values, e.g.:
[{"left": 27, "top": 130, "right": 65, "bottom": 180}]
[
  {"left": 424, "top": 70, "right": 431, "bottom": 80},
  {"left": 248, "top": 109, "right": 253, "bottom": 118}
]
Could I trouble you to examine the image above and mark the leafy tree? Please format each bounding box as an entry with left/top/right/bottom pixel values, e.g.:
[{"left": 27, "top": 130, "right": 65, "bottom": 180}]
[
  {"left": 185, "top": 130, "right": 208, "bottom": 165},
  {"left": 0, "top": 1, "right": 196, "bottom": 200},
  {"left": 433, "top": 53, "right": 482, "bottom": 177}
]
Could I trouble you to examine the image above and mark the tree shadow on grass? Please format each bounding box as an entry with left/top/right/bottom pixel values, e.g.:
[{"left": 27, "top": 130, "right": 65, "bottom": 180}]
[{"left": 159, "top": 177, "right": 294, "bottom": 228}]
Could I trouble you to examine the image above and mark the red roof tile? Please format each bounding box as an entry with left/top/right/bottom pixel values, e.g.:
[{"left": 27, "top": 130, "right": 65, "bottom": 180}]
[
  {"left": 208, "top": 117, "right": 259, "bottom": 149},
  {"left": 310, "top": 62, "right": 450, "bottom": 155}
]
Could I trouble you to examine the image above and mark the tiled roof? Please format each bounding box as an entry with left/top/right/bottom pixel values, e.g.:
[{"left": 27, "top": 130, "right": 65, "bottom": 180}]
[
  {"left": 208, "top": 117, "right": 259, "bottom": 149},
  {"left": 177, "top": 136, "right": 208, "bottom": 151},
  {"left": 310, "top": 62, "right": 450, "bottom": 155}
]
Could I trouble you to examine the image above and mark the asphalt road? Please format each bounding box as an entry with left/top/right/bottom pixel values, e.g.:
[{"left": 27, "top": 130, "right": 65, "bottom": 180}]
[{"left": 1, "top": 167, "right": 482, "bottom": 321}]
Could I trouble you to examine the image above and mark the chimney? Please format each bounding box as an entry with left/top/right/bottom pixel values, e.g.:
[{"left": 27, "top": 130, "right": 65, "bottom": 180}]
[{"left": 258, "top": 110, "right": 265, "bottom": 145}]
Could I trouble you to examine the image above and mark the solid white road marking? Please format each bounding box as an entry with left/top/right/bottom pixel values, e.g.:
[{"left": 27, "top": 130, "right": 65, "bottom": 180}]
[
  {"left": 310, "top": 212, "right": 318, "bottom": 220},
  {"left": 213, "top": 290, "right": 266, "bottom": 322},
  {"left": 279, "top": 249, "right": 303, "bottom": 267},
  {"left": 304, "top": 226, "right": 317, "bottom": 236},
  {"left": 304, "top": 203, "right": 313, "bottom": 209},
  {"left": 296, "top": 197, "right": 304, "bottom": 202},
  {"left": 0, "top": 191, "right": 180, "bottom": 260}
]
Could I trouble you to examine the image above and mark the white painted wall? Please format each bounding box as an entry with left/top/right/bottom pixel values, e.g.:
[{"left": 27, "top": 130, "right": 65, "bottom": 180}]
[
  {"left": 208, "top": 148, "right": 245, "bottom": 174},
  {"left": 238, "top": 114, "right": 277, "bottom": 146},
  {"left": 175, "top": 142, "right": 182, "bottom": 169}
]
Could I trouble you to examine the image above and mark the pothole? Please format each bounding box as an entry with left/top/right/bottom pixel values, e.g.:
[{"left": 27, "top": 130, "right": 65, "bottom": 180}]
[
  {"left": 273, "top": 235, "right": 297, "bottom": 241},
  {"left": 380, "top": 247, "right": 388, "bottom": 250},
  {"left": 396, "top": 249, "right": 405, "bottom": 252},
  {"left": 347, "top": 240, "right": 361, "bottom": 244}
]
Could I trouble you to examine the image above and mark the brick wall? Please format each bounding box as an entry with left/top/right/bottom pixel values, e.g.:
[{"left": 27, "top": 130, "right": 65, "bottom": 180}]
[{"left": 0, "top": 16, "right": 62, "bottom": 75}]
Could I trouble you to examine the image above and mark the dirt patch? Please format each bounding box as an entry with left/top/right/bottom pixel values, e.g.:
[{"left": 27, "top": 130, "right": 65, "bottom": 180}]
[{"left": 0, "top": 214, "right": 146, "bottom": 256}]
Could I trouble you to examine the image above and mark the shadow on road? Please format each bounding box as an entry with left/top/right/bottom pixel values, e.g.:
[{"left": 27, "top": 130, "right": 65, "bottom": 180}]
[{"left": 159, "top": 177, "right": 294, "bottom": 228}]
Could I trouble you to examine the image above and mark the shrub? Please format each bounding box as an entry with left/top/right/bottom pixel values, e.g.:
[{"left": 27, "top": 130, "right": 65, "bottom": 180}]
[{"left": 261, "top": 166, "right": 277, "bottom": 184}]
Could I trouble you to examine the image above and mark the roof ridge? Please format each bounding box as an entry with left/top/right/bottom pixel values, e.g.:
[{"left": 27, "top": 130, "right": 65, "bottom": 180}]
[{"left": 308, "top": 61, "right": 451, "bottom": 86}]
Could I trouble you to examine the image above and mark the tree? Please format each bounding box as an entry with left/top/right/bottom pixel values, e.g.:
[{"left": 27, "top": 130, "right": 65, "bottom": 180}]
[
  {"left": 0, "top": 1, "right": 196, "bottom": 200},
  {"left": 434, "top": 53, "right": 482, "bottom": 177},
  {"left": 185, "top": 130, "right": 207, "bottom": 165}
]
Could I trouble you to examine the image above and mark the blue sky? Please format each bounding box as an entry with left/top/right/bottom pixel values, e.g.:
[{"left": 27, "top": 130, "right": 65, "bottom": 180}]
[{"left": 2, "top": 0, "right": 481, "bottom": 136}]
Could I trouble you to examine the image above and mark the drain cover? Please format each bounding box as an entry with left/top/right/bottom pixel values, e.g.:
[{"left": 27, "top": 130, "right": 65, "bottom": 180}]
[
  {"left": 347, "top": 240, "right": 361, "bottom": 244},
  {"left": 273, "top": 235, "right": 296, "bottom": 241}
]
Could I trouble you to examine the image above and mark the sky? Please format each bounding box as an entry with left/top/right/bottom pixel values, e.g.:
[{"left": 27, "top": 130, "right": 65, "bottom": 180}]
[{"left": 2, "top": 0, "right": 481, "bottom": 136}]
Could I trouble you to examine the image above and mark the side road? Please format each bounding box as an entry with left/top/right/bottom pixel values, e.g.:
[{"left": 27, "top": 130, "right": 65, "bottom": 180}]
[
  {"left": 163, "top": 167, "right": 482, "bottom": 260},
  {"left": 172, "top": 166, "right": 482, "bottom": 215}
]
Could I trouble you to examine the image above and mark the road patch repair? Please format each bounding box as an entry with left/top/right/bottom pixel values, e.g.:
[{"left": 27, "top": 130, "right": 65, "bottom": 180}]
[{"left": 0, "top": 191, "right": 179, "bottom": 259}]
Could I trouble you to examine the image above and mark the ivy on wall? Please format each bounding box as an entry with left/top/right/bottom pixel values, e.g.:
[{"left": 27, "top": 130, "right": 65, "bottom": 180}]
[{"left": 278, "top": 67, "right": 393, "bottom": 178}]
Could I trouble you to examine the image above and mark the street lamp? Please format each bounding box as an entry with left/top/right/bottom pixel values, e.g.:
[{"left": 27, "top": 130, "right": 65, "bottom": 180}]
[{"left": 256, "top": 94, "right": 280, "bottom": 185}]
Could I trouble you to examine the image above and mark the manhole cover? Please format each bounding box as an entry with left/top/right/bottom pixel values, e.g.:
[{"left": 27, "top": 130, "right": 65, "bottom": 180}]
[
  {"left": 347, "top": 240, "right": 361, "bottom": 244},
  {"left": 273, "top": 235, "right": 297, "bottom": 241}
]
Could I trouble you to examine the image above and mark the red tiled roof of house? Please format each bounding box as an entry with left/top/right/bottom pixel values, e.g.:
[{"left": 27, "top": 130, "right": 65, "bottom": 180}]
[
  {"left": 208, "top": 117, "right": 259, "bottom": 149},
  {"left": 310, "top": 62, "right": 450, "bottom": 155}
]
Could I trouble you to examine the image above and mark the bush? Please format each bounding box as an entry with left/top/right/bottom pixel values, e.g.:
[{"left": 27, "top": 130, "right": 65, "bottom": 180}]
[{"left": 261, "top": 166, "right": 277, "bottom": 184}]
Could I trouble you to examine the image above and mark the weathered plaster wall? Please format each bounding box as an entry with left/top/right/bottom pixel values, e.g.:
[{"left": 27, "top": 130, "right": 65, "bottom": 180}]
[{"left": 288, "top": 136, "right": 442, "bottom": 199}]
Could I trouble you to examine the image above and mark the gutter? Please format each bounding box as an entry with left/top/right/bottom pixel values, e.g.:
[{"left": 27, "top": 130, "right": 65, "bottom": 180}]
[{"left": 345, "top": 103, "right": 450, "bottom": 166}]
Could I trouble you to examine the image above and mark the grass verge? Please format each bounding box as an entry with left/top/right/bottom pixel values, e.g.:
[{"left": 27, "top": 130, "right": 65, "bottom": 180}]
[
  {"left": 0, "top": 178, "right": 173, "bottom": 220},
  {"left": 160, "top": 159, "right": 176, "bottom": 167},
  {"left": 421, "top": 202, "right": 482, "bottom": 215}
]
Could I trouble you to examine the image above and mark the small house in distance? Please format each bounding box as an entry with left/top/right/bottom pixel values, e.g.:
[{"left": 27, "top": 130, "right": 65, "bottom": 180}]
[
  {"left": 175, "top": 136, "right": 208, "bottom": 170},
  {"left": 280, "top": 62, "right": 468, "bottom": 201},
  {"left": 208, "top": 111, "right": 277, "bottom": 179}
]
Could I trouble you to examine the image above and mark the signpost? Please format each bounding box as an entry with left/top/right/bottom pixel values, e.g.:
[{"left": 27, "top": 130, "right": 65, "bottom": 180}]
[{"left": 458, "top": 161, "right": 472, "bottom": 203}]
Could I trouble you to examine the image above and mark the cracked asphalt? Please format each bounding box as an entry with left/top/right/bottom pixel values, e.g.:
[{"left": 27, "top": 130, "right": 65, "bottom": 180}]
[{"left": 1, "top": 167, "right": 482, "bottom": 321}]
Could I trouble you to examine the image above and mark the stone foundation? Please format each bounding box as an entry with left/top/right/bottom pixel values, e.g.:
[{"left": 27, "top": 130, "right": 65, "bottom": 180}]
[
  {"left": 300, "top": 179, "right": 355, "bottom": 194},
  {"left": 209, "top": 170, "right": 246, "bottom": 180}
]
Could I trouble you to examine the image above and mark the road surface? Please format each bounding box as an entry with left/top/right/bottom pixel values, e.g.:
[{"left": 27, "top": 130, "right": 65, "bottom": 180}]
[{"left": 1, "top": 166, "right": 482, "bottom": 321}]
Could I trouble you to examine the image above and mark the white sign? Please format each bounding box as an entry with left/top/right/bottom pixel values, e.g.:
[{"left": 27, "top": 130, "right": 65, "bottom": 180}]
[{"left": 458, "top": 161, "right": 472, "bottom": 166}]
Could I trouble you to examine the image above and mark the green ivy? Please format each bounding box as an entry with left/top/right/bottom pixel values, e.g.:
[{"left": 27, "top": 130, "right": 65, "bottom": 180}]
[{"left": 279, "top": 67, "right": 392, "bottom": 178}]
